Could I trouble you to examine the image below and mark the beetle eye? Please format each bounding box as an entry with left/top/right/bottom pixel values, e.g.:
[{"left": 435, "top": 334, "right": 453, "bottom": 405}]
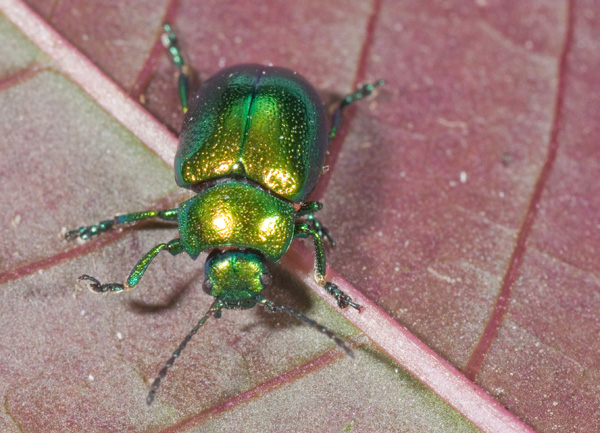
[
  {"left": 260, "top": 272, "right": 272, "bottom": 287},
  {"left": 202, "top": 278, "right": 213, "bottom": 294}
]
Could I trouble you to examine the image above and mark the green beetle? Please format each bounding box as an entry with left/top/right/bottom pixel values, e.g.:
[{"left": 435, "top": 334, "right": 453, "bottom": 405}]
[{"left": 67, "top": 24, "right": 383, "bottom": 404}]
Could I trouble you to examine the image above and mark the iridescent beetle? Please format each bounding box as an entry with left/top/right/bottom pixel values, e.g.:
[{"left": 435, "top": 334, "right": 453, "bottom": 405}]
[{"left": 66, "top": 24, "right": 383, "bottom": 404}]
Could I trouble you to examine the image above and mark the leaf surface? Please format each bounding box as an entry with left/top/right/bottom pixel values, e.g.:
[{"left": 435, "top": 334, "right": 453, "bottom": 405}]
[{"left": 1, "top": 0, "right": 596, "bottom": 432}]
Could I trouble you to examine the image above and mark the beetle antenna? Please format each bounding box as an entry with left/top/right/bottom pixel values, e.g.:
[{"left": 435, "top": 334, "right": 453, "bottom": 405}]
[
  {"left": 256, "top": 297, "right": 354, "bottom": 358},
  {"left": 146, "top": 300, "right": 223, "bottom": 405}
]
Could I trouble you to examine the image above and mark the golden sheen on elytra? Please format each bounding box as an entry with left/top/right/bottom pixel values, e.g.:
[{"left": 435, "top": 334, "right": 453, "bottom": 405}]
[{"left": 175, "top": 65, "right": 327, "bottom": 202}]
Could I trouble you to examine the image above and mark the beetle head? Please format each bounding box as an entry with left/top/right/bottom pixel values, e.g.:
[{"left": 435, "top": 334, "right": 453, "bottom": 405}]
[{"left": 203, "top": 249, "right": 271, "bottom": 308}]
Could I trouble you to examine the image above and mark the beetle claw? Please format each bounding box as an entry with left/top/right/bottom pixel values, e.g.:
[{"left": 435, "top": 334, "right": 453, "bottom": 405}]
[
  {"left": 78, "top": 274, "right": 124, "bottom": 293},
  {"left": 324, "top": 282, "right": 361, "bottom": 311}
]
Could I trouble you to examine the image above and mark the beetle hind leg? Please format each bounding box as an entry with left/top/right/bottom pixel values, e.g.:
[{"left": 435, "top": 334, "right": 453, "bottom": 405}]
[
  {"left": 329, "top": 79, "right": 385, "bottom": 140},
  {"left": 162, "top": 23, "right": 191, "bottom": 113}
]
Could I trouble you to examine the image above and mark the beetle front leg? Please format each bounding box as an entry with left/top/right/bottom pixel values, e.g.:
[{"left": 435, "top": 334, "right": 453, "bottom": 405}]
[
  {"left": 65, "top": 209, "right": 178, "bottom": 241},
  {"left": 294, "top": 223, "right": 360, "bottom": 310},
  {"left": 79, "top": 238, "right": 184, "bottom": 293}
]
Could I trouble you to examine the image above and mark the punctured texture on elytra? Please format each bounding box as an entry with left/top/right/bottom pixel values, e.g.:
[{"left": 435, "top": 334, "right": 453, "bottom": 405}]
[{"left": 175, "top": 64, "right": 329, "bottom": 202}]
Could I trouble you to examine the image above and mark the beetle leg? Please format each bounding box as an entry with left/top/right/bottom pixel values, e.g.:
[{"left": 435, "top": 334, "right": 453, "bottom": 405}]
[
  {"left": 65, "top": 208, "right": 178, "bottom": 241},
  {"left": 307, "top": 214, "right": 336, "bottom": 247},
  {"left": 162, "top": 23, "right": 190, "bottom": 113},
  {"left": 294, "top": 223, "right": 360, "bottom": 310},
  {"left": 329, "top": 79, "right": 385, "bottom": 140},
  {"left": 323, "top": 282, "right": 361, "bottom": 310},
  {"left": 78, "top": 238, "right": 184, "bottom": 293},
  {"left": 294, "top": 222, "right": 326, "bottom": 279},
  {"left": 295, "top": 201, "right": 335, "bottom": 246},
  {"left": 296, "top": 201, "right": 322, "bottom": 216}
]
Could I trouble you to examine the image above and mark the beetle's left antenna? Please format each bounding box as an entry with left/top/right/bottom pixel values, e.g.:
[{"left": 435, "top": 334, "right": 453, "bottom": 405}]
[
  {"left": 257, "top": 297, "right": 354, "bottom": 357},
  {"left": 146, "top": 300, "right": 223, "bottom": 405}
]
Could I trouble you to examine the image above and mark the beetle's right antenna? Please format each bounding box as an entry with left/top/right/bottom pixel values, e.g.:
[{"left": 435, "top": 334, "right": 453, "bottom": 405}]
[
  {"left": 256, "top": 297, "right": 354, "bottom": 357},
  {"left": 146, "top": 300, "right": 223, "bottom": 405}
]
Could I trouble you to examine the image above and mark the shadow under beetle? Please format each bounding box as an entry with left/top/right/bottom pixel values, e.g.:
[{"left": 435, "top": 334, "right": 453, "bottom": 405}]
[{"left": 66, "top": 24, "right": 384, "bottom": 405}]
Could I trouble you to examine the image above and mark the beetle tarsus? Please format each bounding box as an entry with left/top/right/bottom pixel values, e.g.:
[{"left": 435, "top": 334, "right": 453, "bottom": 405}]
[
  {"left": 65, "top": 219, "right": 115, "bottom": 240},
  {"left": 78, "top": 274, "right": 125, "bottom": 293},
  {"left": 324, "top": 282, "right": 361, "bottom": 311}
]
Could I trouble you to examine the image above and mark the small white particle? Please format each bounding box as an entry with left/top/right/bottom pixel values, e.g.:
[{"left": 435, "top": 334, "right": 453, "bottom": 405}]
[
  {"left": 460, "top": 171, "right": 467, "bottom": 183},
  {"left": 80, "top": 310, "right": 86, "bottom": 316},
  {"left": 116, "top": 332, "right": 123, "bottom": 340},
  {"left": 10, "top": 214, "right": 21, "bottom": 228},
  {"left": 499, "top": 191, "right": 505, "bottom": 198},
  {"left": 553, "top": 401, "right": 558, "bottom": 406},
  {"left": 279, "top": 135, "right": 284, "bottom": 139},
  {"left": 218, "top": 57, "right": 226, "bottom": 68},
  {"left": 160, "top": 33, "right": 170, "bottom": 48},
  {"left": 394, "top": 267, "right": 400, "bottom": 272},
  {"left": 88, "top": 374, "right": 94, "bottom": 381}
]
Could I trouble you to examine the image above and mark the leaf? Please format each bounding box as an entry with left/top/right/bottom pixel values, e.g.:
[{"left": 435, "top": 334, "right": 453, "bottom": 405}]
[{"left": 1, "top": 0, "right": 596, "bottom": 432}]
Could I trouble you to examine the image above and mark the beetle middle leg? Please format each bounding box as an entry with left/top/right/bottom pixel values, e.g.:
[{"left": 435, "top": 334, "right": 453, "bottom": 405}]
[
  {"left": 78, "top": 238, "right": 184, "bottom": 293},
  {"left": 306, "top": 214, "right": 335, "bottom": 247},
  {"left": 294, "top": 223, "right": 360, "bottom": 310},
  {"left": 65, "top": 209, "right": 178, "bottom": 240}
]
